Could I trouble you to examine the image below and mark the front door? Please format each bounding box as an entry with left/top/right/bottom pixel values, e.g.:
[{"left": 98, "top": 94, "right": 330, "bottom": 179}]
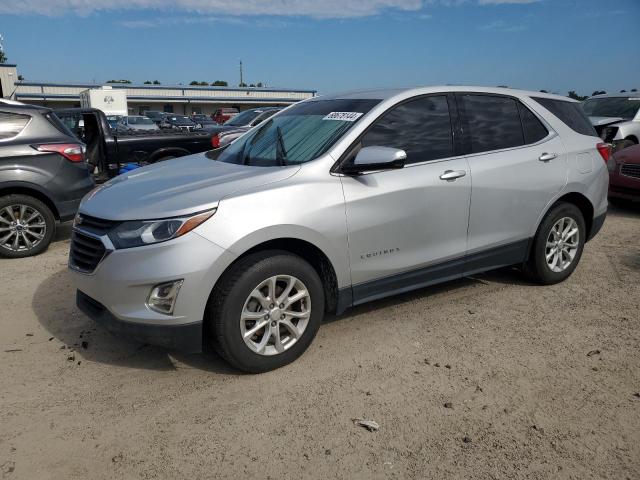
[{"left": 339, "top": 94, "right": 472, "bottom": 304}]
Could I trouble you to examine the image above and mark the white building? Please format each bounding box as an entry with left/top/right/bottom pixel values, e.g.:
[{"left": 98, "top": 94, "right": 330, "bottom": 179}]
[{"left": 0, "top": 64, "right": 316, "bottom": 115}]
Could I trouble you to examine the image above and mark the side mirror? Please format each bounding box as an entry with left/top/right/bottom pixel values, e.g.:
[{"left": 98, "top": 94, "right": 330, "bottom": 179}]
[{"left": 342, "top": 146, "right": 407, "bottom": 174}]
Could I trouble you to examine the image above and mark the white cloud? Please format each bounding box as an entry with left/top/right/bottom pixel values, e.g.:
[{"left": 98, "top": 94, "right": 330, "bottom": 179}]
[
  {"left": 479, "top": 19, "right": 526, "bottom": 31},
  {"left": 0, "top": 0, "right": 423, "bottom": 18}
]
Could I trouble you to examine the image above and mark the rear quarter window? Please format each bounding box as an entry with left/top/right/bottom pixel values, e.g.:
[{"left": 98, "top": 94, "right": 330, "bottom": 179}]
[
  {"left": 0, "top": 111, "right": 30, "bottom": 140},
  {"left": 532, "top": 97, "right": 597, "bottom": 137}
]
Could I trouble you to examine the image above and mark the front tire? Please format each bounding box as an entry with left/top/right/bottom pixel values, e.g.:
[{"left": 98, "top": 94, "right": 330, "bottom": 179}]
[
  {"left": 0, "top": 194, "right": 55, "bottom": 258},
  {"left": 525, "top": 202, "right": 586, "bottom": 285},
  {"left": 207, "top": 250, "right": 325, "bottom": 373}
]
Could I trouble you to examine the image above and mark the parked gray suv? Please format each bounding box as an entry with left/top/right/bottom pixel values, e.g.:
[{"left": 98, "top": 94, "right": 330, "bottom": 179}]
[{"left": 69, "top": 86, "right": 608, "bottom": 373}]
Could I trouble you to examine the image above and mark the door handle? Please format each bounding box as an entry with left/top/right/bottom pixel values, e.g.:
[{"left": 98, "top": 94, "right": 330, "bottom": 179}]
[
  {"left": 439, "top": 170, "right": 466, "bottom": 181},
  {"left": 539, "top": 152, "right": 557, "bottom": 162}
]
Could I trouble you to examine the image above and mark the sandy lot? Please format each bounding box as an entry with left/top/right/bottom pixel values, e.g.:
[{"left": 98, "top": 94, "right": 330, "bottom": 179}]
[{"left": 1, "top": 204, "right": 639, "bottom": 479}]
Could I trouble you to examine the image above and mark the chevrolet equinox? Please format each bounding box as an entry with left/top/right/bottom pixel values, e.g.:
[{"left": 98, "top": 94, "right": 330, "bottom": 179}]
[{"left": 69, "top": 87, "right": 608, "bottom": 373}]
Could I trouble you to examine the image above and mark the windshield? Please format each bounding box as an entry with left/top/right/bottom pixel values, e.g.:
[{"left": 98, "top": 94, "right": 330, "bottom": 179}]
[
  {"left": 215, "top": 99, "right": 380, "bottom": 167},
  {"left": 224, "top": 109, "right": 263, "bottom": 126},
  {"left": 582, "top": 97, "right": 640, "bottom": 119},
  {"left": 192, "top": 115, "right": 208, "bottom": 121},
  {"left": 128, "top": 116, "right": 154, "bottom": 125}
]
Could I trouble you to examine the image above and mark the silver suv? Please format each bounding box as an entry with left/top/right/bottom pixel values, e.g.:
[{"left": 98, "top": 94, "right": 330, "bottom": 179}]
[{"left": 69, "top": 86, "right": 609, "bottom": 373}]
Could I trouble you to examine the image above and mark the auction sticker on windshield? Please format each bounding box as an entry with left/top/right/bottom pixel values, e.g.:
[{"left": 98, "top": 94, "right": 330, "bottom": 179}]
[{"left": 323, "top": 112, "right": 364, "bottom": 122}]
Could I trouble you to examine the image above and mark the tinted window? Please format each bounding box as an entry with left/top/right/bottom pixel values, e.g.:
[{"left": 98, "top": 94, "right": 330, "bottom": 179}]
[
  {"left": 518, "top": 103, "right": 548, "bottom": 144},
  {"left": 361, "top": 95, "right": 453, "bottom": 164},
  {"left": 582, "top": 97, "right": 640, "bottom": 119},
  {"left": 0, "top": 112, "right": 30, "bottom": 140},
  {"left": 532, "top": 97, "right": 597, "bottom": 137},
  {"left": 460, "top": 94, "right": 524, "bottom": 153},
  {"left": 46, "top": 112, "right": 76, "bottom": 138}
]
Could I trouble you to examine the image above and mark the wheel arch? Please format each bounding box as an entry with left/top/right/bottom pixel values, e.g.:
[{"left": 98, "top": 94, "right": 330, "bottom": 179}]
[
  {"left": 0, "top": 183, "right": 60, "bottom": 220},
  {"left": 533, "top": 191, "right": 595, "bottom": 249},
  {"left": 212, "top": 237, "right": 341, "bottom": 315},
  {"left": 625, "top": 134, "right": 638, "bottom": 144}
]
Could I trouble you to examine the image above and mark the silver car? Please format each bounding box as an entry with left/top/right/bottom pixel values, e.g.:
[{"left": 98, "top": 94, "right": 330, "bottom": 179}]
[
  {"left": 583, "top": 92, "right": 640, "bottom": 149},
  {"left": 69, "top": 86, "right": 609, "bottom": 373}
]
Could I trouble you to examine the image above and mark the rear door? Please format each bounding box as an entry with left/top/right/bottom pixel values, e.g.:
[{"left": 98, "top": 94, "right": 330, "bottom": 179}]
[
  {"left": 457, "top": 93, "right": 567, "bottom": 272},
  {"left": 340, "top": 94, "right": 472, "bottom": 303}
]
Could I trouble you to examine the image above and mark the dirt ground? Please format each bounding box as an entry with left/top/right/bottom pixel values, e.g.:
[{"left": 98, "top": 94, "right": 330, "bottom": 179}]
[{"left": 1, "top": 203, "right": 639, "bottom": 480}]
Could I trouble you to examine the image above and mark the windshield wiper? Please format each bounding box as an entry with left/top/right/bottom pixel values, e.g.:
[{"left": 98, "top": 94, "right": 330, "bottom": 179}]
[{"left": 275, "top": 126, "right": 288, "bottom": 166}]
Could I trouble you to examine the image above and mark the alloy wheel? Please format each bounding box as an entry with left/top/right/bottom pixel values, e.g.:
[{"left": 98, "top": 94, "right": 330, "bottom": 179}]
[
  {"left": 545, "top": 217, "right": 579, "bottom": 273},
  {"left": 240, "top": 275, "right": 311, "bottom": 356},
  {"left": 0, "top": 204, "right": 47, "bottom": 253}
]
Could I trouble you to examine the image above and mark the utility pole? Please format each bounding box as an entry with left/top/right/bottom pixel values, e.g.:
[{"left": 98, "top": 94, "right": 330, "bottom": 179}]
[{"left": 239, "top": 59, "right": 244, "bottom": 86}]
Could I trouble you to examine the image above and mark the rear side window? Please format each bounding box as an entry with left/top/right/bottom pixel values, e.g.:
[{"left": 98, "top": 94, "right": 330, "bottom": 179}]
[
  {"left": 518, "top": 103, "right": 549, "bottom": 144},
  {"left": 532, "top": 97, "right": 597, "bottom": 137},
  {"left": 459, "top": 94, "right": 524, "bottom": 153},
  {"left": 361, "top": 95, "right": 454, "bottom": 164},
  {"left": 0, "top": 112, "right": 30, "bottom": 140}
]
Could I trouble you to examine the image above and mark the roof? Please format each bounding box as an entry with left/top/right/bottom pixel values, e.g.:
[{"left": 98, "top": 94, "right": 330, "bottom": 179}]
[
  {"left": 316, "top": 86, "right": 579, "bottom": 103},
  {"left": 587, "top": 92, "right": 640, "bottom": 99},
  {"left": 0, "top": 99, "right": 49, "bottom": 112}
]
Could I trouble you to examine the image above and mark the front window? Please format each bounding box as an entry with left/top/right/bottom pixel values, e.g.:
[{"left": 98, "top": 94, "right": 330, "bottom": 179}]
[
  {"left": 168, "top": 116, "right": 194, "bottom": 125},
  {"left": 214, "top": 99, "right": 380, "bottom": 167},
  {"left": 582, "top": 97, "right": 640, "bottom": 119}
]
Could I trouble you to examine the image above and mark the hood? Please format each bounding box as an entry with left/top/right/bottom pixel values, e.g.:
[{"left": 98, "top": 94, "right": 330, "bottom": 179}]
[
  {"left": 79, "top": 153, "right": 299, "bottom": 220},
  {"left": 589, "top": 116, "right": 626, "bottom": 127}
]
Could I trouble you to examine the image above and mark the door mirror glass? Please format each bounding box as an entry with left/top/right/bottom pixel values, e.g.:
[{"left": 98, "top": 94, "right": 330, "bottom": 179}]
[{"left": 344, "top": 146, "right": 407, "bottom": 173}]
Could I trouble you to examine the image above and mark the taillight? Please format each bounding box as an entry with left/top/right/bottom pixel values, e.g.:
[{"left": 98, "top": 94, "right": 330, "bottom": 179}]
[
  {"left": 596, "top": 142, "right": 611, "bottom": 163},
  {"left": 36, "top": 143, "right": 85, "bottom": 162},
  {"left": 211, "top": 134, "right": 220, "bottom": 148}
]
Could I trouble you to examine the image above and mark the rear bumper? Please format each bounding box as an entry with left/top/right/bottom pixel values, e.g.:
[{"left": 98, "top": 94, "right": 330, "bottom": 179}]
[
  {"left": 587, "top": 211, "right": 606, "bottom": 242},
  {"left": 77, "top": 290, "right": 203, "bottom": 352}
]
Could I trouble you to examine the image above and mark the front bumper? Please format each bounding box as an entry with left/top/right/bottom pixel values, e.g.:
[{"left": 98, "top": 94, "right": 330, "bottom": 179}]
[
  {"left": 77, "top": 290, "right": 203, "bottom": 352},
  {"left": 69, "top": 229, "right": 237, "bottom": 352}
]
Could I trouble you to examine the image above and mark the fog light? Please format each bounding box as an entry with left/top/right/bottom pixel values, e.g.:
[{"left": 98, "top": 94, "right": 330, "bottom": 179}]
[{"left": 147, "top": 280, "right": 184, "bottom": 315}]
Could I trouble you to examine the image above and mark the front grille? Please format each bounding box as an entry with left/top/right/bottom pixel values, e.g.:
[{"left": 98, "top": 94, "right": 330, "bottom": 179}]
[
  {"left": 76, "top": 214, "right": 116, "bottom": 236},
  {"left": 621, "top": 163, "right": 640, "bottom": 179},
  {"left": 69, "top": 231, "right": 107, "bottom": 273}
]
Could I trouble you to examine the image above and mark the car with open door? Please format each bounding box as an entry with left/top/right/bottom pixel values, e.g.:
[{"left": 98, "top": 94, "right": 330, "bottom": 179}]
[{"left": 69, "top": 87, "right": 608, "bottom": 373}]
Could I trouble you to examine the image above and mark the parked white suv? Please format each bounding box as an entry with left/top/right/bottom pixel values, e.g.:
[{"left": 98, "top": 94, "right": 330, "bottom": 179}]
[{"left": 69, "top": 86, "right": 608, "bottom": 373}]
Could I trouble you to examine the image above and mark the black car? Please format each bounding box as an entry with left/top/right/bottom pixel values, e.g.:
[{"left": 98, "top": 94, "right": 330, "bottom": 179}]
[
  {"left": 55, "top": 108, "right": 215, "bottom": 181},
  {"left": 0, "top": 101, "right": 94, "bottom": 258},
  {"left": 144, "top": 110, "right": 167, "bottom": 125},
  {"left": 160, "top": 114, "right": 200, "bottom": 132}
]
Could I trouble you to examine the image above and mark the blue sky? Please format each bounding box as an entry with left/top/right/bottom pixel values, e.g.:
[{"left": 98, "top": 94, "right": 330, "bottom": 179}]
[{"left": 0, "top": 0, "right": 638, "bottom": 96}]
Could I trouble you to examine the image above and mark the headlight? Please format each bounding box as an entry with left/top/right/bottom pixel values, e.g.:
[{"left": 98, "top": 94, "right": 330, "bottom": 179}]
[{"left": 109, "top": 209, "right": 216, "bottom": 249}]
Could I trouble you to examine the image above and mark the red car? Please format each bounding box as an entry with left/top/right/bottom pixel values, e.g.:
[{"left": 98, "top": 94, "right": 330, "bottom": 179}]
[
  {"left": 211, "top": 107, "right": 239, "bottom": 125},
  {"left": 608, "top": 144, "right": 640, "bottom": 201}
]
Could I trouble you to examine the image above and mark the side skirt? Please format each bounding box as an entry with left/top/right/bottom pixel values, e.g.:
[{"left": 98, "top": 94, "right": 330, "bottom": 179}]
[{"left": 337, "top": 239, "right": 530, "bottom": 311}]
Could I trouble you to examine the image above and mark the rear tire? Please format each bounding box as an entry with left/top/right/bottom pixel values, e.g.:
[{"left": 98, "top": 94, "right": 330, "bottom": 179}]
[
  {"left": 0, "top": 194, "right": 56, "bottom": 258},
  {"left": 206, "top": 250, "right": 325, "bottom": 373},
  {"left": 525, "top": 202, "right": 586, "bottom": 285}
]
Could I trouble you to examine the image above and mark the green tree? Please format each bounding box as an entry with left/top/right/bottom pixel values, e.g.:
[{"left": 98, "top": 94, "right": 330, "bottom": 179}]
[
  {"left": 153, "top": 80, "right": 161, "bottom": 85},
  {"left": 539, "top": 89, "right": 549, "bottom": 93},
  {"left": 144, "top": 81, "right": 152, "bottom": 84},
  {"left": 211, "top": 80, "right": 228, "bottom": 86},
  {"left": 189, "top": 81, "right": 209, "bottom": 86},
  {"left": 239, "top": 82, "right": 247, "bottom": 87},
  {"left": 620, "top": 89, "right": 627, "bottom": 93},
  {"left": 592, "top": 90, "right": 606, "bottom": 96},
  {"left": 106, "top": 79, "right": 132, "bottom": 84},
  {"left": 18, "top": 74, "right": 24, "bottom": 81},
  {"left": 0, "top": 49, "right": 6, "bottom": 63},
  {"left": 256, "top": 82, "right": 264, "bottom": 87},
  {"left": 631, "top": 88, "right": 637, "bottom": 92},
  {"left": 567, "top": 90, "right": 588, "bottom": 101}
]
